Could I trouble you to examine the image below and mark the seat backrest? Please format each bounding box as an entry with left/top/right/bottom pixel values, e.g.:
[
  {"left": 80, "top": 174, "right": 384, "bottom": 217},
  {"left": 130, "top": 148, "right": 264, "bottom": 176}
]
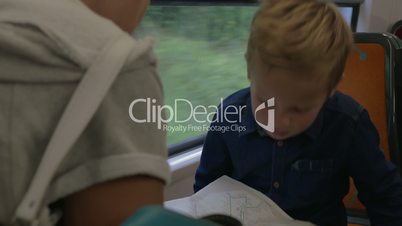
[
  {"left": 338, "top": 32, "right": 401, "bottom": 213},
  {"left": 394, "top": 37, "right": 402, "bottom": 169},
  {"left": 391, "top": 20, "right": 402, "bottom": 39}
]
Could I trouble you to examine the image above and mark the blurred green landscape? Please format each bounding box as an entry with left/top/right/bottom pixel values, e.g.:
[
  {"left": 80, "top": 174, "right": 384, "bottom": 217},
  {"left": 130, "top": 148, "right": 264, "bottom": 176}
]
[{"left": 135, "top": 5, "right": 257, "bottom": 144}]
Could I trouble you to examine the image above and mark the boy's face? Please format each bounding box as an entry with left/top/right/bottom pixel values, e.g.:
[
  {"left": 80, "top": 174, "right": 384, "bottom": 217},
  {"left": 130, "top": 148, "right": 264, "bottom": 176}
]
[{"left": 248, "top": 57, "right": 333, "bottom": 141}]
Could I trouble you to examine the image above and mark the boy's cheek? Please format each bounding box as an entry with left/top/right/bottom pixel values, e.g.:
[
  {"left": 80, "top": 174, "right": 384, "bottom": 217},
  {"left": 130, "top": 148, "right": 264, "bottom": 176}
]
[{"left": 255, "top": 109, "right": 269, "bottom": 124}]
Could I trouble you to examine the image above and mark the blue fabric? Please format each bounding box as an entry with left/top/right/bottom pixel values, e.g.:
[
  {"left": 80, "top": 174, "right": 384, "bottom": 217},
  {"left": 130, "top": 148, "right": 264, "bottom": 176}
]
[{"left": 194, "top": 87, "right": 402, "bottom": 226}]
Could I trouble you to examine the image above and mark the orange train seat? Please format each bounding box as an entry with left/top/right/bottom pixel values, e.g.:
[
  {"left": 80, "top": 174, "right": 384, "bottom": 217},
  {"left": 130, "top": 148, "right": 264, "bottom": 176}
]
[{"left": 338, "top": 33, "right": 402, "bottom": 225}]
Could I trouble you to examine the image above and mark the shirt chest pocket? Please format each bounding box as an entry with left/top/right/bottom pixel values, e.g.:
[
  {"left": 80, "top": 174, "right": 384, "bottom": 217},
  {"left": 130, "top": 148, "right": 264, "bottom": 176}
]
[
  {"left": 291, "top": 159, "right": 334, "bottom": 173},
  {"left": 285, "top": 159, "right": 335, "bottom": 202}
]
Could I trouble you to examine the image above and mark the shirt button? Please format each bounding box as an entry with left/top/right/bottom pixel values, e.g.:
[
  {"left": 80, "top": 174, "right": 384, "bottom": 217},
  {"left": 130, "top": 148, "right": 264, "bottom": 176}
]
[
  {"left": 277, "top": 140, "right": 284, "bottom": 147},
  {"left": 273, "top": 181, "right": 280, "bottom": 189}
]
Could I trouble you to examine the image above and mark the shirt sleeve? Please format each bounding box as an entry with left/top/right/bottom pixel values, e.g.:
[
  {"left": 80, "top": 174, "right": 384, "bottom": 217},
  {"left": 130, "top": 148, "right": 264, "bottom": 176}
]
[
  {"left": 194, "top": 112, "right": 233, "bottom": 192},
  {"left": 347, "top": 109, "right": 402, "bottom": 225},
  {"left": 48, "top": 54, "right": 170, "bottom": 203}
]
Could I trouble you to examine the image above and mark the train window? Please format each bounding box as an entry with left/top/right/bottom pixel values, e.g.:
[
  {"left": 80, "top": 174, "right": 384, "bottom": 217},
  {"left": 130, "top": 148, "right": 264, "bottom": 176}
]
[
  {"left": 135, "top": 4, "right": 255, "bottom": 151},
  {"left": 339, "top": 7, "right": 353, "bottom": 28},
  {"left": 134, "top": 0, "right": 362, "bottom": 155},
  {"left": 334, "top": 0, "right": 364, "bottom": 31}
]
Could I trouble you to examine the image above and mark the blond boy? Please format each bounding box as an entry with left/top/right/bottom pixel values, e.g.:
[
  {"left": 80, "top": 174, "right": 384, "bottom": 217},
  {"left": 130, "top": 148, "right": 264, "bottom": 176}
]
[{"left": 195, "top": 0, "right": 402, "bottom": 225}]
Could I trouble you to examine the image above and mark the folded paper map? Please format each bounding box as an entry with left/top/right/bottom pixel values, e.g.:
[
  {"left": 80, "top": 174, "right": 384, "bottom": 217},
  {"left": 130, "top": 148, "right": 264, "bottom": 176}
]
[{"left": 164, "top": 176, "right": 315, "bottom": 226}]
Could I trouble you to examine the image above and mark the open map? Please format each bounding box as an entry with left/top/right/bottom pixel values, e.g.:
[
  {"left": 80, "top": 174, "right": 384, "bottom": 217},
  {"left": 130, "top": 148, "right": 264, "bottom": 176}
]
[{"left": 164, "top": 176, "right": 315, "bottom": 226}]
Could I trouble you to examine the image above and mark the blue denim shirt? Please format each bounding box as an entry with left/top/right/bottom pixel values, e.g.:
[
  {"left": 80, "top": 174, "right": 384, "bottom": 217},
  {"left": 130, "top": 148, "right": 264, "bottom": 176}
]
[{"left": 194, "top": 88, "right": 402, "bottom": 226}]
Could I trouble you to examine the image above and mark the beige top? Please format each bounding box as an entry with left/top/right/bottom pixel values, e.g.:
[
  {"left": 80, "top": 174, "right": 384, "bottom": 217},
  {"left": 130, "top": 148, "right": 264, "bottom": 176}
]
[{"left": 0, "top": 0, "right": 170, "bottom": 225}]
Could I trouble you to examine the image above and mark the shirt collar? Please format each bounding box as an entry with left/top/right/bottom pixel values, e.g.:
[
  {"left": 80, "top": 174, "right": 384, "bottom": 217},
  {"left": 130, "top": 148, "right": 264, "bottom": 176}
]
[{"left": 303, "top": 108, "right": 324, "bottom": 140}]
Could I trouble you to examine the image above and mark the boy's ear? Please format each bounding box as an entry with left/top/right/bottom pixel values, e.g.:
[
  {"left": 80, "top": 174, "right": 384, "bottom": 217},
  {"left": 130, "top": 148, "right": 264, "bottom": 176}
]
[
  {"left": 329, "top": 88, "right": 336, "bottom": 97},
  {"left": 329, "top": 73, "right": 344, "bottom": 97}
]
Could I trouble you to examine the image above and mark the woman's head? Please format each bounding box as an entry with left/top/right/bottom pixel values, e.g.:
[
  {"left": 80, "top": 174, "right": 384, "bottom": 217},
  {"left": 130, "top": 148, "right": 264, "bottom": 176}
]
[{"left": 81, "top": 0, "right": 149, "bottom": 33}]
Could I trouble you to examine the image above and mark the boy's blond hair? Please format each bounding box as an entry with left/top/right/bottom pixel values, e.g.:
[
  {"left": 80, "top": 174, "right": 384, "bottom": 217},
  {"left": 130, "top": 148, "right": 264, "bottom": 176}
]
[{"left": 246, "top": 0, "right": 353, "bottom": 90}]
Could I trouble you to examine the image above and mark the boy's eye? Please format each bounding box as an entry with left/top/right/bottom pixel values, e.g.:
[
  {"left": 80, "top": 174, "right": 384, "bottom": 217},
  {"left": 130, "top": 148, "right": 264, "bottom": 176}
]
[
  {"left": 290, "top": 107, "right": 310, "bottom": 114},
  {"left": 258, "top": 98, "right": 268, "bottom": 105}
]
